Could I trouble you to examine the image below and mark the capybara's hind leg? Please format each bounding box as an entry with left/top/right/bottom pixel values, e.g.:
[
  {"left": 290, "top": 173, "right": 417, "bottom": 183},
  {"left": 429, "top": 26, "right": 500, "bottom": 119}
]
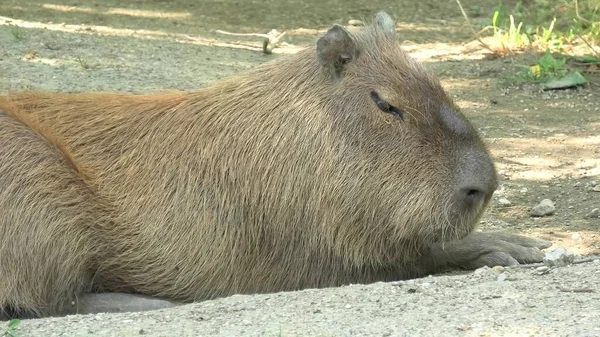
[{"left": 0, "top": 111, "right": 107, "bottom": 318}]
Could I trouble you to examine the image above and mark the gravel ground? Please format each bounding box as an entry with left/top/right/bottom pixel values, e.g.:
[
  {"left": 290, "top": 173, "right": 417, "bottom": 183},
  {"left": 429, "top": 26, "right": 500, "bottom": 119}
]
[
  {"left": 9, "top": 262, "right": 600, "bottom": 337},
  {"left": 1, "top": 1, "right": 600, "bottom": 336}
]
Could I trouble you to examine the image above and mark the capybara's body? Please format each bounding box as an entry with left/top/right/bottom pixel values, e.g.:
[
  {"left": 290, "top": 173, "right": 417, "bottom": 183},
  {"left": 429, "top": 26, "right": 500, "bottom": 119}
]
[{"left": 0, "top": 12, "right": 549, "bottom": 319}]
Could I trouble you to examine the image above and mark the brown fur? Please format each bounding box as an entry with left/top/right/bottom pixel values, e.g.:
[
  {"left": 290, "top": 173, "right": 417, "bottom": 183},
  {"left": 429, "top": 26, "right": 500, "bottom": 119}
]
[{"left": 0, "top": 13, "right": 508, "bottom": 318}]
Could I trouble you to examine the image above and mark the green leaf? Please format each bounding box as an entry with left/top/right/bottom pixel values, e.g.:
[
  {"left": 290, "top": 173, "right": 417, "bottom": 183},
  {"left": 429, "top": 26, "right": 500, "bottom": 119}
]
[
  {"left": 492, "top": 11, "right": 500, "bottom": 32},
  {"left": 542, "top": 71, "right": 588, "bottom": 90},
  {"left": 571, "top": 55, "right": 600, "bottom": 63},
  {"left": 538, "top": 54, "right": 555, "bottom": 71},
  {"left": 7, "top": 319, "right": 20, "bottom": 329}
]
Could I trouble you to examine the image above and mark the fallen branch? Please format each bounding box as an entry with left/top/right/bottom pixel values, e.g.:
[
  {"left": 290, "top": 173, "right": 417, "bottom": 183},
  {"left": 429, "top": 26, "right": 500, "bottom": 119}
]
[
  {"left": 575, "top": 0, "right": 593, "bottom": 25},
  {"left": 575, "top": 32, "right": 600, "bottom": 59},
  {"left": 216, "top": 29, "right": 287, "bottom": 54}
]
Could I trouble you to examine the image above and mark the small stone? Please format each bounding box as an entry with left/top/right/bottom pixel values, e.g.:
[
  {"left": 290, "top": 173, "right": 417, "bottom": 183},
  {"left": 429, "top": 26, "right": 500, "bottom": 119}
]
[
  {"left": 530, "top": 199, "right": 555, "bottom": 217},
  {"left": 498, "top": 198, "right": 512, "bottom": 207},
  {"left": 592, "top": 185, "right": 600, "bottom": 192},
  {"left": 585, "top": 208, "right": 599, "bottom": 218},
  {"left": 591, "top": 181, "right": 598, "bottom": 187},
  {"left": 348, "top": 19, "right": 364, "bottom": 26},
  {"left": 536, "top": 266, "right": 549, "bottom": 273},
  {"left": 474, "top": 266, "right": 491, "bottom": 275},
  {"left": 543, "top": 248, "right": 575, "bottom": 267},
  {"left": 520, "top": 188, "right": 528, "bottom": 194},
  {"left": 571, "top": 233, "right": 581, "bottom": 240},
  {"left": 492, "top": 266, "right": 505, "bottom": 273}
]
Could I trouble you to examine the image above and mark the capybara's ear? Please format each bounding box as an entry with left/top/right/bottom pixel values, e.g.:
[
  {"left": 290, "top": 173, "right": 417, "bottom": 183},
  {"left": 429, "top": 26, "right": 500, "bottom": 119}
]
[
  {"left": 316, "top": 24, "right": 358, "bottom": 79},
  {"left": 375, "top": 11, "right": 396, "bottom": 38}
]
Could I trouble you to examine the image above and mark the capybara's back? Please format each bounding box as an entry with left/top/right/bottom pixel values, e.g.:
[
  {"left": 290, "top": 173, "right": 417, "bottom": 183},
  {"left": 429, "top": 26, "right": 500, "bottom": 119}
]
[{"left": 0, "top": 12, "right": 526, "bottom": 318}]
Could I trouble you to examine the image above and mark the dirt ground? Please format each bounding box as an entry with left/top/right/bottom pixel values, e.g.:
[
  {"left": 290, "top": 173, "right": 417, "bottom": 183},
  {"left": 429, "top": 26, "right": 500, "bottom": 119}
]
[{"left": 1, "top": 0, "right": 599, "bottom": 335}]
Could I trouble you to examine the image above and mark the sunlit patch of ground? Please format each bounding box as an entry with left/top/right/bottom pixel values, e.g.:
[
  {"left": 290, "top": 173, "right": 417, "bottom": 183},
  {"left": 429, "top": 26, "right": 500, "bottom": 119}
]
[{"left": 40, "top": 3, "right": 192, "bottom": 19}]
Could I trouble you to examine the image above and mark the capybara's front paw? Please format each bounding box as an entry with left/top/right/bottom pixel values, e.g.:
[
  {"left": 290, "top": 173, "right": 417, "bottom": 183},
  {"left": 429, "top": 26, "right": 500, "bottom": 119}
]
[{"left": 431, "top": 231, "right": 552, "bottom": 271}]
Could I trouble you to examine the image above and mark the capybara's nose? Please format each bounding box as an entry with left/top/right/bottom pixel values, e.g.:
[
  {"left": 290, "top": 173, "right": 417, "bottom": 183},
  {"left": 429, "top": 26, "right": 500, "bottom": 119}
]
[
  {"left": 457, "top": 185, "right": 492, "bottom": 208},
  {"left": 455, "top": 149, "right": 498, "bottom": 208}
]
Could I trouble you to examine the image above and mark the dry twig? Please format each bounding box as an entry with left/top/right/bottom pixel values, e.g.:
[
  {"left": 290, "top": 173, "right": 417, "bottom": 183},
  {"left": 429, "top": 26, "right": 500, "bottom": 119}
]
[
  {"left": 216, "top": 29, "right": 287, "bottom": 54},
  {"left": 575, "top": 32, "right": 600, "bottom": 58},
  {"left": 454, "top": 0, "right": 495, "bottom": 53}
]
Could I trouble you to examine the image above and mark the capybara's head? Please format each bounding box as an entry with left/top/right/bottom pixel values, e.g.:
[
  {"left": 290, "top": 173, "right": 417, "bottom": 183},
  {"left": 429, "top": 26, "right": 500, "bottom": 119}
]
[{"left": 309, "top": 12, "right": 498, "bottom": 252}]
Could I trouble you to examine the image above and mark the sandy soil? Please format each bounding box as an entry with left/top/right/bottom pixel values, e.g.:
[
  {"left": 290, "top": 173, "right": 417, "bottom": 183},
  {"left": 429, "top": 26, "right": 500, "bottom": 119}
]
[
  {"left": 1, "top": 0, "right": 599, "bottom": 335},
  {"left": 11, "top": 263, "right": 600, "bottom": 337}
]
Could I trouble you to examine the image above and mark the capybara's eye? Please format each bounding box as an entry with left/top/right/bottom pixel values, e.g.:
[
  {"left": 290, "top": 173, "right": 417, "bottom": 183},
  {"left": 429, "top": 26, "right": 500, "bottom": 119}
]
[{"left": 370, "top": 91, "right": 404, "bottom": 120}]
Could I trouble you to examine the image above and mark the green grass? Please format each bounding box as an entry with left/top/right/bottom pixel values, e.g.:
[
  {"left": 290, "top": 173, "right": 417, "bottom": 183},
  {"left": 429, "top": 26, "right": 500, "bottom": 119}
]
[
  {"left": 75, "top": 55, "right": 91, "bottom": 69},
  {"left": 9, "top": 25, "right": 26, "bottom": 41},
  {"left": 532, "top": 49, "right": 570, "bottom": 79},
  {"left": 588, "top": 21, "right": 600, "bottom": 45},
  {"left": 486, "top": 0, "right": 599, "bottom": 54},
  {"left": 499, "top": 49, "right": 597, "bottom": 87},
  {"left": 2, "top": 319, "right": 20, "bottom": 337},
  {"left": 475, "top": 1, "right": 599, "bottom": 88}
]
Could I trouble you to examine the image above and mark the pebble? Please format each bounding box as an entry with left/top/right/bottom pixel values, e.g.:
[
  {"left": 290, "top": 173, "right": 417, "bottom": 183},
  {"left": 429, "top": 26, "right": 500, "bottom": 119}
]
[
  {"left": 348, "top": 19, "right": 364, "bottom": 26},
  {"left": 585, "top": 208, "right": 599, "bottom": 218},
  {"left": 536, "top": 266, "right": 549, "bottom": 273},
  {"left": 592, "top": 185, "right": 600, "bottom": 192},
  {"left": 530, "top": 199, "right": 556, "bottom": 217},
  {"left": 473, "top": 266, "right": 491, "bottom": 275},
  {"left": 520, "top": 188, "right": 528, "bottom": 194},
  {"left": 492, "top": 266, "right": 505, "bottom": 273},
  {"left": 497, "top": 198, "right": 512, "bottom": 207},
  {"left": 571, "top": 233, "right": 581, "bottom": 240},
  {"left": 543, "top": 248, "right": 575, "bottom": 267}
]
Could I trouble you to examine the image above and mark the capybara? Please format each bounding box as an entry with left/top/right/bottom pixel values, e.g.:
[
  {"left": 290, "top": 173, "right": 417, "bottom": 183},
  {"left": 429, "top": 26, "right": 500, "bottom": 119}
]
[{"left": 0, "top": 11, "right": 550, "bottom": 319}]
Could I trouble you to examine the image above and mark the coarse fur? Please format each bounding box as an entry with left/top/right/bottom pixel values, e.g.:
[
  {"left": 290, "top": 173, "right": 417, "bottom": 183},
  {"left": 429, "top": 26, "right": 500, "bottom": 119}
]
[{"left": 0, "top": 12, "right": 549, "bottom": 319}]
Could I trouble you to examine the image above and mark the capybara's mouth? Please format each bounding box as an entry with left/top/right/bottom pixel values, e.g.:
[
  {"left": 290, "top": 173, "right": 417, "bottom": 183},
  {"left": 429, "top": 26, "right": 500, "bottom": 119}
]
[
  {"left": 428, "top": 200, "right": 489, "bottom": 244},
  {"left": 425, "top": 221, "right": 477, "bottom": 245}
]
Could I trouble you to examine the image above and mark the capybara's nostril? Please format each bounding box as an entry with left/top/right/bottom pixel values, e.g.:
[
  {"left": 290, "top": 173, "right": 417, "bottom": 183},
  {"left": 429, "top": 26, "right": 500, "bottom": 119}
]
[{"left": 458, "top": 186, "right": 488, "bottom": 207}]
